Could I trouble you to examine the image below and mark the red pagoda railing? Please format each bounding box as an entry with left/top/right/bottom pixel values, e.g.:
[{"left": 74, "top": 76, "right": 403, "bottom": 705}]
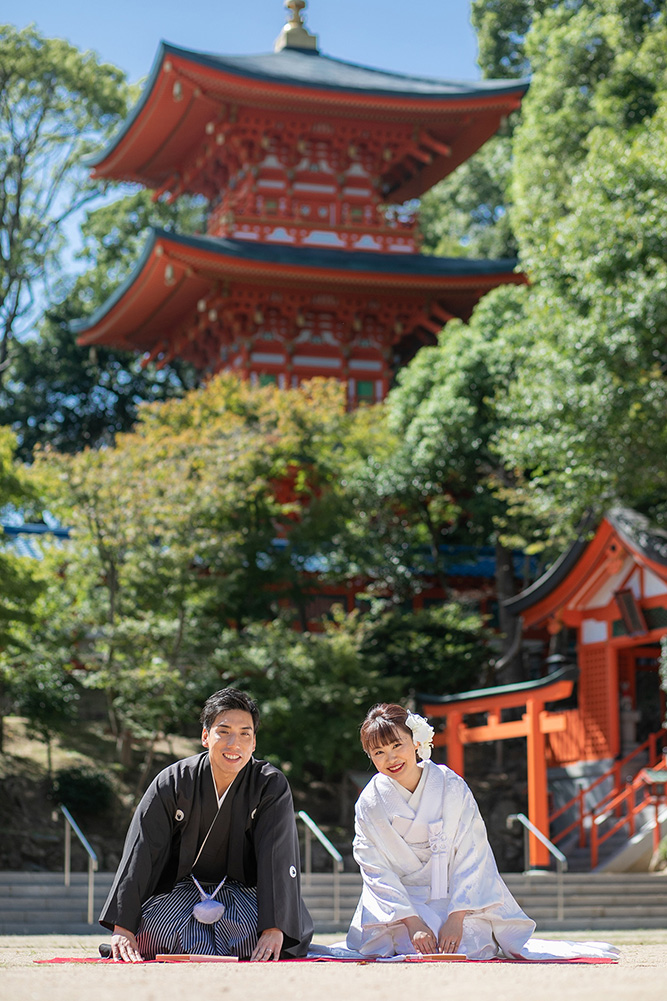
[{"left": 548, "top": 728, "right": 667, "bottom": 855}]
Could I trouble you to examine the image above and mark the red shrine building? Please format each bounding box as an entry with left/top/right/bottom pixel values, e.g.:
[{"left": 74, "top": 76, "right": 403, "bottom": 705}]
[
  {"left": 425, "top": 509, "right": 667, "bottom": 868},
  {"left": 74, "top": 0, "right": 528, "bottom": 403}
]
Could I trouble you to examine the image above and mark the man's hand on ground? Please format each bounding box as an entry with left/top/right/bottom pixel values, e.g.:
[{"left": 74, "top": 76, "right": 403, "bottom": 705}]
[
  {"left": 250, "top": 927, "right": 283, "bottom": 961},
  {"left": 111, "top": 925, "right": 144, "bottom": 963}
]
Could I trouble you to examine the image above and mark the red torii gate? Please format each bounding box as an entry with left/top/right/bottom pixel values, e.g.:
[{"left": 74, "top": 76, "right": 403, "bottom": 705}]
[{"left": 423, "top": 666, "right": 576, "bottom": 868}]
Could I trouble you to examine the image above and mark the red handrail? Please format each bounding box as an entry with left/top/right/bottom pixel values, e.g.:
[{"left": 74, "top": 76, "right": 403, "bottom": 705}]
[
  {"left": 548, "top": 728, "right": 666, "bottom": 849},
  {"left": 590, "top": 757, "right": 667, "bottom": 868}
]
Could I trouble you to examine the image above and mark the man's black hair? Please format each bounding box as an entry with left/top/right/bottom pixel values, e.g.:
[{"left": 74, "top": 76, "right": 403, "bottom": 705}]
[{"left": 200, "top": 688, "right": 260, "bottom": 733}]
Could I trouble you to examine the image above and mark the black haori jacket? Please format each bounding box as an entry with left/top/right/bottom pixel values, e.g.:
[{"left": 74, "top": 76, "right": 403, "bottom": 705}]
[{"left": 99, "top": 753, "right": 313, "bottom": 957}]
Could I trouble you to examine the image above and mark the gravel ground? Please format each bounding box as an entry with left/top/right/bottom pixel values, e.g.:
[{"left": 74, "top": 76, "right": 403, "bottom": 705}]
[{"left": 0, "top": 930, "right": 665, "bottom": 1001}]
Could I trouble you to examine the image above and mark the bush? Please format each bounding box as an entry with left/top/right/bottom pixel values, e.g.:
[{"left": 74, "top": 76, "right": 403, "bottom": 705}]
[
  {"left": 357, "top": 603, "right": 491, "bottom": 696},
  {"left": 52, "top": 765, "right": 113, "bottom": 815}
]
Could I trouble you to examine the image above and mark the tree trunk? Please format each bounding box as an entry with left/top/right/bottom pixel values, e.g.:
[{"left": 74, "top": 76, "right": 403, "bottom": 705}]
[
  {"left": 105, "top": 688, "right": 119, "bottom": 738},
  {"left": 422, "top": 506, "right": 448, "bottom": 596},
  {"left": 117, "top": 728, "right": 134, "bottom": 769},
  {"left": 134, "top": 735, "right": 157, "bottom": 802},
  {"left": 494, "top": 539, "right": 522, "bottom": 684},
  {"left": 45, "top": 735, "right": 53, "bottom": 781}
]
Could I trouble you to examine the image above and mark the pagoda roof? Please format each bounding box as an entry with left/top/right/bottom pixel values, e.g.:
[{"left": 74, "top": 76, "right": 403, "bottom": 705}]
[
  {"left": 89, "top": 42, "right": 528, "bottom": 200},
  {"left": 504, "top": 507, "right": 667, "bottom": 628},
  {"left": 73, "top": 228, "right": 523, "bottom": 352}
]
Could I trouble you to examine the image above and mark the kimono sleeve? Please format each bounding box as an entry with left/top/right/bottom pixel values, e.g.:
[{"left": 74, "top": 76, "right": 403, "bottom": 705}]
[
  {"left": 352, "top": 801, "right": 417, "bottom": 924},
  {"left": 251, "top": 769, "right": 312, "bottom": 955},
  {"left": 446, "top": 783, "right": 508, "bottom": 915},
  {"left": 99, "top": 776, "right": 177, "bottom": 933}
]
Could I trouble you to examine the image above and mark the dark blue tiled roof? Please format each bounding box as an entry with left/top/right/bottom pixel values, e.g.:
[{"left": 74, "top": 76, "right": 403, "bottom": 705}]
[
  {"left": 1, "top": 520, "right": 70, "bottom": 561},
  {"left": 157, "top": 44, "right": 530, "bottom": 98},
  {"left": 151, "top": 229, "right": 519, "bottom": 275},
  {"left": 271, "top": 538, "right": 535, "bottom": 581},
  {"left": 72, "top": 228, "right": 519, "bottom": 336},
  {"left": 87, "top": 42, "right": 529, "bottom": 170},
  {"left": 420, "top": 662, "right": 578, "bottom": 705}
]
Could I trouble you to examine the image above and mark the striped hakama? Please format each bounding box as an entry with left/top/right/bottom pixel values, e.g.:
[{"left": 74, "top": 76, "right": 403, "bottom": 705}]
[{"left": 137, "top": 877, "right": 258, "bottom": 960}]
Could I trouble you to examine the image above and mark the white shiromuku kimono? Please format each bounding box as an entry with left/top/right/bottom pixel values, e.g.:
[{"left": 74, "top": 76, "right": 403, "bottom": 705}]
[{"left": 346, "top": 760, "right": 618, "bottom": 962}]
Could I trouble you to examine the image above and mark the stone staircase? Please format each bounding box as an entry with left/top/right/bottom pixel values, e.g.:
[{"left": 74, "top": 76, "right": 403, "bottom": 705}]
[
  {"left": 504, "top": 871, "right": 667, "bottom": 931},
  {"left": 557, "top": 826, "right": 641, "bottom": 872},
  {"left": 1, "top": 870, "right": 666, "bottom": 935},
  {"left": 0, "top": 871, "right": 362, "bottom": 936}
]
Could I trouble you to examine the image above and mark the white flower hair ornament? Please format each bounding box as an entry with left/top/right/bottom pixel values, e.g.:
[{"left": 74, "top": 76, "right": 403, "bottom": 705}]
[{"left": 405, "top": 712, "right": 435, "bottom": 761}]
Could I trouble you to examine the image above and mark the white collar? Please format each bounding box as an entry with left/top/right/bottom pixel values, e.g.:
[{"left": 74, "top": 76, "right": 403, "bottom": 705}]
[{"left": 211, "top": 769, "right": 233, "bottom": 809}]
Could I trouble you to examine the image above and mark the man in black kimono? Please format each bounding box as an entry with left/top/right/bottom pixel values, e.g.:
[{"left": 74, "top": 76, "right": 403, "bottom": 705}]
[{"left": 100, "top": 688, "right": 313, "bottom": 962}]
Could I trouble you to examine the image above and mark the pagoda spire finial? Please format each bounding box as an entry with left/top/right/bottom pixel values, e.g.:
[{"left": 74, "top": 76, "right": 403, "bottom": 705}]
[{"left": 274, "top": 0, "right": 319, "bottom": 53}]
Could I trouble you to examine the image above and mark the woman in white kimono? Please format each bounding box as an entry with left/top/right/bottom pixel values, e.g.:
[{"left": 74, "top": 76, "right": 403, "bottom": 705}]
[{"left": 346, "top": 703, "right": 618, "bottom": 961}]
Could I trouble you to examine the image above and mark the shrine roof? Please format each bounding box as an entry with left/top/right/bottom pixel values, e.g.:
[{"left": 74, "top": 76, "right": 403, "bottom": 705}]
[
  {"left": 73, "top": 228, "right": 522, "bottom": 346},
  {"left": 135, "top": 228, "right": 518, "bottom": 275},
  {"left": 420, "top": 662, "right": 578, "bottom": 706},
  {"left": 88, "top": 42, "right": 528, "bottom": 195},
  {"left": 89, "top": 44, "right": 528, "bottom": 173},
  {"left": 610, "top": 507, "right": 667, "bottom": 566},
  {"left": 152, "top": 44, "right": 528, "bottom": 98},
  {"left": 504, "top": 507, "right": 667, "bottom": 621}
]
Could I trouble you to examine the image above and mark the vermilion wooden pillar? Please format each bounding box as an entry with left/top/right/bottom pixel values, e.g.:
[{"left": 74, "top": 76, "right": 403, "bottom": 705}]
[
  {"left": 524, "top": 700, "right": 550, "bottom": 867},
  {"left": 444, "top": 710, "right": 464, "bottom": 777}
]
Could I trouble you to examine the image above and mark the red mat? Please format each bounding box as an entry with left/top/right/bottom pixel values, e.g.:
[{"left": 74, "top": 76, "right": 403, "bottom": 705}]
[{"left": 34, "top": 955, "right": 619, "bottom": 965}]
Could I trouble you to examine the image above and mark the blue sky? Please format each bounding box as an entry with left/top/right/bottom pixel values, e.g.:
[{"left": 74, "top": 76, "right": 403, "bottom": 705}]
[{"left": 12, "top": 0, "right": 480, "bottom": 84}]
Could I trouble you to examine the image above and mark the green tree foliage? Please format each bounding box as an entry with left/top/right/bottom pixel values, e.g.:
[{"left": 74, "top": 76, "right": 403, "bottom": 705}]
[
  {"left": 419, "top": 131, "right": 518, "bottom": 259},
  {"left": 0, "top": 28, "right": 205, "bottom": 457},
  {"left": 354, "top": 604, "right": 492, "bottom": 697},
  {"left": 495, "top": 1, "right": 667, "bottom": 536},
  {"left": 200, "top": 606, "right": 489, "bottom": 785},
  {"left": 0, "top": 24, "right": 129, "bottom": 380},
  {"left": 30, "top": 377, "right": 361, "bottom": 766},
  {"left": 52, "top": 764, "right": 113, "bottom": 814},
  {"left": 0, "top": 190, "right": 203, "bottom": 459},
  {"left": 385, "top": 287, "right": 530, "bottom": 549},
  {"left": 0, "top": 300, "right": 196, "bottom": 460},
  {"left": 510, "top": 2, "right": 665, "bottom": 279},
  {"left": 6, "top": 660, "right": 79, "bottom": 778},
  {"left": 418, "top": 0, "right": 542, "bottom": 261},
  {"left": 0, "top": 427, "right": 47, "bottom": 750},
  {"left": 24, "top": 373, "right": 499, "bottom": 774},
  {"left": 0, "top": 430, "right": 43, "bottom": 645},
  {"left": 471, "top": 0, "right": 554, "bottom": 79},
  {"left": 349, "top": 285, "right": 541, "bottom": 677}
]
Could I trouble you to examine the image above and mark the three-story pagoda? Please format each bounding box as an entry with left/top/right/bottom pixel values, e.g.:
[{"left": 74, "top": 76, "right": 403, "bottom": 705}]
[{"left": 75, "top": 1, "right": 528, "bottom": 404}]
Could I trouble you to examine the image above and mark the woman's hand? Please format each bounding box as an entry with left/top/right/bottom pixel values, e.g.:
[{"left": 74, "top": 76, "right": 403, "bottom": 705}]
[
  {"left": 438, "top": 911, "right": 465, "bottom": 954},
  {"left": 250, "top": 926, "right": 284, "bottom": 961},
  {"left": 111, "top": 925, "right": 143, "bottom": 962},
  {"left": 401, "top": 915, "right": 438, "bottom": 954}
]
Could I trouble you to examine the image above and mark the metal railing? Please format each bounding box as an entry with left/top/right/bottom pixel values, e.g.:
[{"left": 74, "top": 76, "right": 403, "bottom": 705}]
[
  {"left": 296, "top": 810, "right": 344, "bottom": 924},
  {"left": 60, "top": 804, "right": 98, "bottom": 924},
  {"left": 590, "top": 755, "right": 667, "bottom": 868},
  {"left": 548, "top": 728, "right": 667, "bottom": 849},
  {"left": 507, "top": 812, "right": 568, "bottom": 921}
]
